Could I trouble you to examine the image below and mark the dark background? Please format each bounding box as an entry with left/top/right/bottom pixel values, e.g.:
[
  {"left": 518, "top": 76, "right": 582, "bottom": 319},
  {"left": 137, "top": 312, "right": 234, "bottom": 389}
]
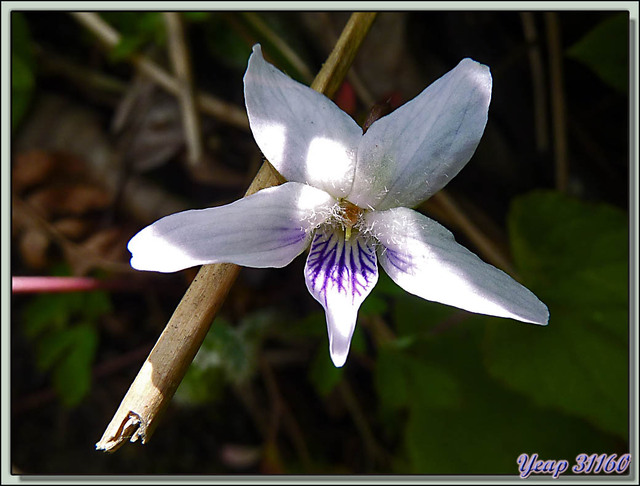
[{"left": 10, "top": 10, "right": 631, "bottom": 476}]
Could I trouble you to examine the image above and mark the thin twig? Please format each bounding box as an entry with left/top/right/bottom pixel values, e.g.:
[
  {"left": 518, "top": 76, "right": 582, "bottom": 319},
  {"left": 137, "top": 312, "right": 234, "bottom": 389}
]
[
  {"left": 12, "top": 343, "right": 153, "bottom": 416},
  {"left": 163, "top": 13, "right": 203, "bottom": 166},
  {"left": 310, "top": 13, "right": 376, "bottom": 98},
  {"left": 545, "top": 12, "right": 569, "bottom": 193},
  {"left": 346, "top": 69, "right": 376, "bottom": 110},
  {"left": 520, "top": 12, "right": 549, "bottom": 153},
  {"left": 337, "top": 380, "right": 388, "bottom": 467},
  {"left": 241, "top": 12, "right": 315, "bottom": 84},
  {"left": 232, "top": 382, "right": 270, "bottom": 438},
  {"left": 260, "top": 357, "right": 312, "bottom": 471},
  {"left": 95, "top": 12, "right": 377, "bottom": 453},
  {"left": 70, "top": 12, "right": 249, "bottom": 130},
  {"left": 429, "top": 190, "right": 517, "bottom": 276},
  {"left": 36, "top": 44, "right": 128, "bottom": 96},
  {"left": 309, "top": 12, "right": 376, "bottom": 108}
]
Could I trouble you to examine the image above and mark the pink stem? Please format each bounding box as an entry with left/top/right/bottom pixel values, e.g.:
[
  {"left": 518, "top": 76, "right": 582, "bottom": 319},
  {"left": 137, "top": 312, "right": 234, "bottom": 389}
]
[{"left": 12, "top": 276, "right": 137, "bottom": 294}]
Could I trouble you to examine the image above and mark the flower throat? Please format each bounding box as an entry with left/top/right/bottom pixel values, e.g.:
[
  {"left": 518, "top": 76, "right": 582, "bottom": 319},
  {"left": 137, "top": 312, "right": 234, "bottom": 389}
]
[{"left": 339, "top": 199, "right": 364, "bottom": 241}]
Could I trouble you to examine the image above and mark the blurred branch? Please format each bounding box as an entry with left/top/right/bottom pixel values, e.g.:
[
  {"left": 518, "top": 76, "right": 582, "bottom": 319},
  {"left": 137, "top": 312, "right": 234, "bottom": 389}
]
[
  {"left": 428, "top": 190, "right": 517, "bottom": 277},
  {"left": 545, "top": 12, "right": 569, "bottom": 193},
  {"left": 260, "top": 357, "right": 312, "bottom": 471},
  {"left": 95, "top": 12, "right": 377, "bottom": 453},
  {"left": 12, "top": 343, "right": 153, "bottom": 416},
  {"left": 310, "top": 13, "right": 377, "bottom": 98},
  {"left": 36, "top": 44, "right": 128, "bottom": 97},
  {"left": 310, "top": 12, "right": 376, "bottom": 108},
  {"left": 520, "top": 12, "right": 549, "bottom": 153},
  {"left": 163, "top": 13, "right": 203, "bottom": 166},
  {"left": 241, "top": 12, "right": 315, "bottom": 84},
  {"left": 70, "top": 12, "right": 249, "bottom": 130},
  {"left": 337, "top": 380, "right": 389, "bottom": 467}
]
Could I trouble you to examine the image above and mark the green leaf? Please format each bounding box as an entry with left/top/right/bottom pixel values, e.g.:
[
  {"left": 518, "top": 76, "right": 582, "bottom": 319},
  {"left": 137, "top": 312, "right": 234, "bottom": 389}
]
[
  {"left": 22, "top": 289, "right": 109, "bottom": 406},
  {"left": 33, "top": 324, "right": 98, "bottom": 407},
  {"left": 567, "top": 13, "right": 628, "bottom": 94},
  {"left": 12, "top": 12, "right": 35, "bottom": 129},
  {"left": 52, "top": 325, "right": 98, "bottom": 407},
  {"left": 204, "top": 14, "right": 253, "bottom": 71},
  {"left": 81, "top": 291, "right": 113, "bottom": 321},
  {"left": 23, "top": 294, "right": 70, "bottom": 338},
  {"left": 373, "top": 271, "right": 406, "bottom": 298},
  {"left": 208, "top": 320, "right": 250, "bottom": 381},
  {"left": 359, "top": 292, "right": 387, "bottom": 317},
  {"left": 34, "top": 328, "right": 77, "bottom": 371},
  {"left": 110, "top": 36, "right": 146, "bottom": 62},
  {"left": 375, "top": 343, "right": 461, "bottom": 413},
  {"left": 308, "top": 345, "right": 343, "bottom": 396},
  {"left": 102, "top": 12, "right": 165, "bottom": 62},
  {"left": 22, "top": 291, "right": 111, "bottom": 338},
  {"left": 182, "top": 12, "right": 211, "bottom": 23},
  {"left": 401, "top": 325, "right": 621, "bottom": 474},
  {"left": 177, "top": 314, "right": 274, "bottom": 404},
  {"left": 374, "top": 346, "right": 410, "bottom": 411},
  {"left": 189, "top": 318, "right": 260, "bottom": 384},
  {"left": 175, "top": 363, "right": 225, "bottom": 406},
  {"left": 349, "top": 325, "right": 367, "bottom": 355},
  {"left": 393, "top": 294, "right": 459, "bottom": 339},
  {"left": 484, "top": 191, "right": 628, "bottom": 438}
]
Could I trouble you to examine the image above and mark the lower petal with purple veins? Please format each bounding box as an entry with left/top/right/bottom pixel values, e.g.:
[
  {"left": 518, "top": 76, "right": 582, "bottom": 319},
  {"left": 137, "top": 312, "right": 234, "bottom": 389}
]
[{"left": 304, "top": 227, "right": 378, "bottom": 367}]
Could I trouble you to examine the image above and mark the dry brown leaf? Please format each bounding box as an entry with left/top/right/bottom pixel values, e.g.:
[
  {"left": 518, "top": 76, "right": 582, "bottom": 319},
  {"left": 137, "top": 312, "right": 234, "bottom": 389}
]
[
  {"left": 19, "top": 228, "right": 51, "bottom": 270},
  {"left": 11, "top": 150, "right": 57, "bottom": 193},
  {"left": 26, "top": 184, "right": 111, "bottom": 218},
  {"left": 80, "top": 228, "right": 129, "bottom": 263},
  {"left": 52, "top": 217, "right": 92, "bottom": 240}
]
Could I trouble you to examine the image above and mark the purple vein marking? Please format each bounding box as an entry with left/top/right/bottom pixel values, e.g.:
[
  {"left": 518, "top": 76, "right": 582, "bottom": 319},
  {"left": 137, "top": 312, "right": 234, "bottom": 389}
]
[
  {"left": 305, "top": 228, "right": 378, "bottom": 306},
  {"left": 383, "top": 247, "right": 415, "bottom": 274}
]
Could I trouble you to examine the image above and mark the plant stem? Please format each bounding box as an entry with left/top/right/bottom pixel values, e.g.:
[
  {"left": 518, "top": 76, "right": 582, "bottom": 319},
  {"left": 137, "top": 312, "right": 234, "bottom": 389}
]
[
  {"left": 520, "top": 12, "right": 549, "bottom": 153},
  {"left": 95, "top": 12, "right": 377, "bottom": 453},
  {"left": 11, "top": 276, "right": 138, "bottom": 294},
  {"left": 163, "top": 12, "right": 203, "bottom": 166},
  {"left": 241, "top": 12, "right": 315, "bottom": 84},
  {"left": 545, "top": 12, "right": 569, "bottom": 193},
  {"left": 430, "top": 190, "right": 517, "bottom": 276}
]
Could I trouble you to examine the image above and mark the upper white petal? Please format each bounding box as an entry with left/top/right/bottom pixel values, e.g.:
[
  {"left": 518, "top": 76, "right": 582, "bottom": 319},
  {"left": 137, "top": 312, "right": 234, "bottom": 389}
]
[
  {"left": 349, "top": 58, "right": 492, "bottom": 210},
  {"left": 244, "top": 44, "right": 362, "bottom": 199},
  {"left": 365, "top": 208, "right": 549, "bottom": 325},
  {"left": 128, "top": 182, "right": 337, "bottom": 272}
]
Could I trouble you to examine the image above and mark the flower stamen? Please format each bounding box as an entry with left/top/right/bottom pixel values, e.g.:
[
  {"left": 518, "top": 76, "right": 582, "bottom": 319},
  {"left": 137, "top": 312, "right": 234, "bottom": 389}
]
[{"left": 339, "top": 199, "right": 364, "bottom": 241}]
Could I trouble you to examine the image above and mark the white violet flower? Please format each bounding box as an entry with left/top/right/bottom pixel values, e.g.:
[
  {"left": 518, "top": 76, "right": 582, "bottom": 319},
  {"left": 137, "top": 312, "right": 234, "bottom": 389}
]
[{"left": 128, "top": 44, "right": 549, "bottom": 367}]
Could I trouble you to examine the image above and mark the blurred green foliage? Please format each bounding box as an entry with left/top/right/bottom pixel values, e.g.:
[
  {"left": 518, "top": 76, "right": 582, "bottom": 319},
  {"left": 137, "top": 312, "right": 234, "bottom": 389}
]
[
  {"left": 102, "top": 12, "right": 213, "bottom": 62},
  {"left": 567, "top": 13, "right": 628, "bottom": 94},
  {"left": 101, "top": 12, "right": 168, "bottom": 61},
  {"left": 12, "top": 12, "right": 36, "bottom": 130},
  {"left": 401, "top": 323, "right": 621, "bottom": 474},
  {"left": 371, "top": 191, "right": 628, "bottom": 473},
  {"left": 204, "top": 14, "right": 254, "bottom": 71},
  {"left": 176, "top": 311, "right": 274, "bottom": 405},
  {"left": 486, "top": 191, "right": 628, "bottom": 438},
  {"left": 22, "top": 290, "right": 109, "bottom": 407}
]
